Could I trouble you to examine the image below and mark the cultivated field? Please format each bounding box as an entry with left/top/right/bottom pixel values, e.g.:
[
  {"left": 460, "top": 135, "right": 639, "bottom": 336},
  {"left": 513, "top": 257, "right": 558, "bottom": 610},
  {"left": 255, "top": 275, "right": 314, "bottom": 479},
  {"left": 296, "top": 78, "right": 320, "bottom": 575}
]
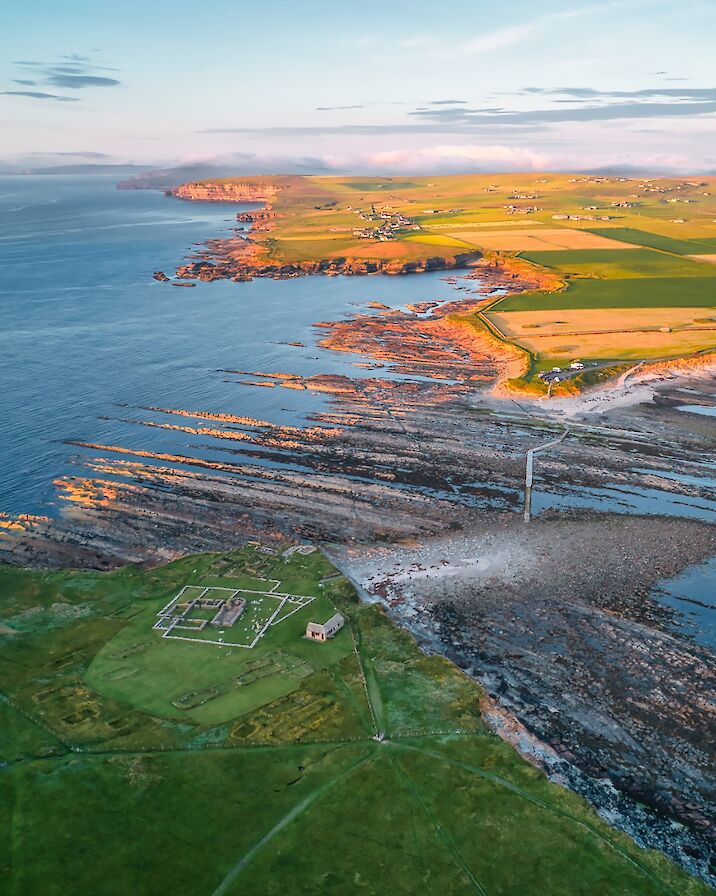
[
  {"left": 495, "top": 277, "right": 716, "bottom": 312},
  {"left": 1, "top": 545, "right": 710, "bottom": 895},
  {"left": 519, "top": 248, "right": 716, "bottom": 279},
  {"left": 451, "top": 227, "right": 638, "bottom": 251},
  {"left": 489, "top": 306, "right": 716, "bottom": 362},
  {"left": 586, "top": 227, "right": 716, "bottom": 256},
  {"left": 181, "top": 171, "right": 716, "bottom": 391}
]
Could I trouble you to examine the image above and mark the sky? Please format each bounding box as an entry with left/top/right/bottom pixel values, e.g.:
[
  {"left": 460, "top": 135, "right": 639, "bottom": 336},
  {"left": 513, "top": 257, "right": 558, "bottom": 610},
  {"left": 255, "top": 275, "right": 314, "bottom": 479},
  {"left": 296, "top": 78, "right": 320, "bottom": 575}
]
[{"left": 2, "top": 0, "right": 716, "bottom": 174}]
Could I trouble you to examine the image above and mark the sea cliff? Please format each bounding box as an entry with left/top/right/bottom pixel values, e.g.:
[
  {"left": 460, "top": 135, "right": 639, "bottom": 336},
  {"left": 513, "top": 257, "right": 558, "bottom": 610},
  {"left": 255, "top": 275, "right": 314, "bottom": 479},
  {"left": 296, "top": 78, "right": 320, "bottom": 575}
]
[{"left": 173, "top": 180, "right": 279, "bottom": 202}]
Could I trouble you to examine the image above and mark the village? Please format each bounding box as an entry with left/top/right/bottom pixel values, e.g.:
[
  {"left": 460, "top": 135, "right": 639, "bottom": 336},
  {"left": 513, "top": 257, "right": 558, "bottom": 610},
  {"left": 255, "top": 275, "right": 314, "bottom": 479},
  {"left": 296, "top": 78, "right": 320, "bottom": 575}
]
[{"left": 349, "top": 203, "right": 421, "bottom": 240}]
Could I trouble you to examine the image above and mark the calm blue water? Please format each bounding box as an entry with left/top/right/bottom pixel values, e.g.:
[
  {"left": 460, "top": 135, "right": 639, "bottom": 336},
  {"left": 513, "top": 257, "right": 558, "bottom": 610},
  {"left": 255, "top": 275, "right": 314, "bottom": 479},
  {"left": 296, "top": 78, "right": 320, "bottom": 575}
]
[
  {"left": 653, "top": 558, "right": 716, "bottom": 651},
  {"left": 679, "top": 405, "right": 716, "bottom": 417},
  {"left": 0, "top": 175, "right": 462, "bottom": 517}
]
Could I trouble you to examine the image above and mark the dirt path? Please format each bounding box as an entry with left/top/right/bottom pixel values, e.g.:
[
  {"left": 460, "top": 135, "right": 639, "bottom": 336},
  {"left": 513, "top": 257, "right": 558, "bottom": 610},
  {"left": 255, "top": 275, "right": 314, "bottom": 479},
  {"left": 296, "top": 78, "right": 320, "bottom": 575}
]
[
  {"left": 210, "top": 746, "right": 376, "bottom": 896},
  {"left": 394, "top": 741, "right": 677, "bottom": 896},
  {"left": 389, "top": 748, "right": 488, "bottom": 896}
]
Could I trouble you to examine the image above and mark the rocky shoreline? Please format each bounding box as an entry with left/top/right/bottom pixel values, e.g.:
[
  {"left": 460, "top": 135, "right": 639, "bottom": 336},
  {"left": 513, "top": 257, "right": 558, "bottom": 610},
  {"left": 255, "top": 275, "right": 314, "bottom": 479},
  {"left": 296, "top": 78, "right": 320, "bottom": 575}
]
[
  {"left": 328, "top": 510, "right": 716, "bottom": 885},
  {"left": 174, "top": 251, "right": 484, "bottom": 282},
  {"left": 167, "top": 177, "right": 536, "bottom": 285}
]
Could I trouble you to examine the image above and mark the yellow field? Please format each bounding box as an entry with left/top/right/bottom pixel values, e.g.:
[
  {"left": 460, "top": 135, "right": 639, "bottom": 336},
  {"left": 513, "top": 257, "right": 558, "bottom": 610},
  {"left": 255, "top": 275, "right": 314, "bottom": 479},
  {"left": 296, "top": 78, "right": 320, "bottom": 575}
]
[
  {"left": 404, "top": 233, "right": 476, "bottom": 248},
  {"left": 488, "top": 307, "right": 716, "bottom": 360},
  {"left": 450, "top": 228, "right": 638, "bottom": 251},
  {"left": 431, "top": 220, "right": 545, "bottom": 230}
]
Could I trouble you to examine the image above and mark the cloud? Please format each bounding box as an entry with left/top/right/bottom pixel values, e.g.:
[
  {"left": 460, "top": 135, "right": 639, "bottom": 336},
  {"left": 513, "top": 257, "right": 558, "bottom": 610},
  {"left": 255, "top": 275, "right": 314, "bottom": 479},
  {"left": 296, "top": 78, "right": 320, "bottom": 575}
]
[
  {"left": 4, "top": 55, "right": 121, "bottom": 100},
  {"left": 1, "top": 90, "right": 79, "bottom": 103},
  {"left": 351, "top": 144, "right": 551, "bottom": 173},
  {"left": 429, "top": 99, "right": 467, "bottom": 105},
  {"left": 458, "top": 24, "right": 535, "bottom": 56},
  {"left": 202, "top": 87, "right": 716, "bottom": 139},
  {"left": 522, "top": 85, "right": 716, "bottom": 100},
  {"left": 46, "top": 74, "right": 120, "bottom": 88},
  {"left": 27, "top": 150, "right": 114, "bottom": 158},
  {"left": 407, "top": 91, "right": 716, "bottom": 125},
  {"left": 316, "top": 104, "right": 364, "bottom": 111},
  {"left": 440, "top": 2, "right": 621, "bottom": 59}
]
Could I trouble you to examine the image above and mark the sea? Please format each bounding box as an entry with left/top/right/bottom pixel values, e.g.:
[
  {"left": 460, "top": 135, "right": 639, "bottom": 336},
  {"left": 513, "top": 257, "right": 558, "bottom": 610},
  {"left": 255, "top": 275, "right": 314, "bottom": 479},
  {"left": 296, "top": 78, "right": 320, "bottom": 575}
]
[
  {"left": 0, "top": 174, "right": 459, "bottom": 516},
  {"left": 0, "top": 174, "right": 713, "bottom": 648}
]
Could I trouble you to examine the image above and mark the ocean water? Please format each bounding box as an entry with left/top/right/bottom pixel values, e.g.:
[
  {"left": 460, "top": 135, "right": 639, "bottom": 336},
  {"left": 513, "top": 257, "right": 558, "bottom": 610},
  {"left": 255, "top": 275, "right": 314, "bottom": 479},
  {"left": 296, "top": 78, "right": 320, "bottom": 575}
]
[
  {"left": 0, "top": 175, "right": 462, "bottom": 517},
  {"left": 652, "top": 557, "right": 716, "bottom": 651}
]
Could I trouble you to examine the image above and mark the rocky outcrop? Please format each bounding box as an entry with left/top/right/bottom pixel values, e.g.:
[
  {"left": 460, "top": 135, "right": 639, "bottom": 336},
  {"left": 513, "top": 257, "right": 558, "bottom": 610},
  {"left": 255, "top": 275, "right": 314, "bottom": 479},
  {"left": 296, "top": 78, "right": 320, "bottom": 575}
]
[
  {"left": 173, "top": 180, "right": 278, "bottom": 203},
  {"left": 175, "top": 252, "right": 482, "bottom": 283}
]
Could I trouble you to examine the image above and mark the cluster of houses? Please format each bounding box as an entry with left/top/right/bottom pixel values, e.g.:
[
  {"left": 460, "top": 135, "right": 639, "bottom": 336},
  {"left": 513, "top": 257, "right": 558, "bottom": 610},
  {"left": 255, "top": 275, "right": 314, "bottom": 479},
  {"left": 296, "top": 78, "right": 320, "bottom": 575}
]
[
  {"left": 567, "top": 176, "right": 631, "bottom": 185},
  {"left": 352, "top": 207, "right": 420, "bottom": 241},
  {"left": 505, "top": 205, "right": 542, "bottom": 215},
  {"left": 552, "top": 213, "right": 612, "bottom": 222},
  {"left": 538, "top": 360, "right": 586, "bottom": 384}
]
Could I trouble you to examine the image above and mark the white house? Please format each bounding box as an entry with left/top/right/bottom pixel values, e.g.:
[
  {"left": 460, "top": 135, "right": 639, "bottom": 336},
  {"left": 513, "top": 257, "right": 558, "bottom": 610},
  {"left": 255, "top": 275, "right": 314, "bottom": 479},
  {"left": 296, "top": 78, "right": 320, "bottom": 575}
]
[{"left": 306, "top": 613, "right": 345, "bottom": 642}]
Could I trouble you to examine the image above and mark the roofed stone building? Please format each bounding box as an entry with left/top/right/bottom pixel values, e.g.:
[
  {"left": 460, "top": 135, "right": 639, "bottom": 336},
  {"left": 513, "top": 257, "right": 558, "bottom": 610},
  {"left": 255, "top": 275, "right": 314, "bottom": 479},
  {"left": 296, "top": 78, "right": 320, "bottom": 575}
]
[{"left": 306, "top": 612, "right": 345, "bottom": 642}]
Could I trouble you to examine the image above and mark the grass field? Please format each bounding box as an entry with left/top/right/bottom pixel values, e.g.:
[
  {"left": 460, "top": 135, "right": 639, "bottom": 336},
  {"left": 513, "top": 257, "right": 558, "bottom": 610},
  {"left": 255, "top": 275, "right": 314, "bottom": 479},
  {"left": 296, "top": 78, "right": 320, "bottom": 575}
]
[
  {"left": 587, "top": 228, "right": 716, "bottom": 256},
  {"left": 519, "top": 248, "right": 716, "bottom": 279},
  {"left": 0, "top": 546, "right": 710, "bottom": 895},
  {"left": 494, "top": 277, "right": 716, "bottom": 312},
  {"left": 87, "top": 584, "right": 349, "bottom": 724}
]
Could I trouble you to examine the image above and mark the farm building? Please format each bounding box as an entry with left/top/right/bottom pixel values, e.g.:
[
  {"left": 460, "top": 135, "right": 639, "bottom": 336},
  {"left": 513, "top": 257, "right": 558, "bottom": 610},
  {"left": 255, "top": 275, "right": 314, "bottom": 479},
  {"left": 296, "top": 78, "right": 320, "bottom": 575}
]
[{"left": 306, "top": 613, "right": 345, "bottom": 642}]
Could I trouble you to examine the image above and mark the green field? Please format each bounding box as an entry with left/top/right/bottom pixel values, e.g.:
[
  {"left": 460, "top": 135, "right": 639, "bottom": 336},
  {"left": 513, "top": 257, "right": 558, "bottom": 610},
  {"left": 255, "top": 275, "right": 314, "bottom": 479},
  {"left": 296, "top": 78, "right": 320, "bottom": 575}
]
[
  {"left": 0, "top": 546, "right": 711, "bottom": 895},
  {"left": 494, "top": 277, "right": 716, "bottom": 312},
  {"left": 519, "top": 248, "right": 716, "bottom": 280},
  {"left": 587, "top": 228, "right": 716, "bottom": 256},
  {"left": 87, "top": 585, "right": 350, "bottom": 724}
]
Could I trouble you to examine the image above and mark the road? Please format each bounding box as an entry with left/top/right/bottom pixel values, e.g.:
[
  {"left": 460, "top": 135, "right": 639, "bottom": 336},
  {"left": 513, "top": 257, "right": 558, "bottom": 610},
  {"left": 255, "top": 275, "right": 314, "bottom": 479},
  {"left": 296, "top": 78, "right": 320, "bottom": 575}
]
[{"left": 524, "top": 427, "right": 570, "bottom": 521}]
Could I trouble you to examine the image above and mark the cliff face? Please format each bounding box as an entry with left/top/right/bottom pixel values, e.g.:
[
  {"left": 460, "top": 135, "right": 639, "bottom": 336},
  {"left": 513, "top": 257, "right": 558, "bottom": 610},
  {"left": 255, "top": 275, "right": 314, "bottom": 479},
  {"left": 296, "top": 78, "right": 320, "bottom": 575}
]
[
  {"left": 175, "top": 252, "right": 482, "bottom": 282},
  {"left": 173, "top": 180, "right": 278, "bottom": 202}
]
